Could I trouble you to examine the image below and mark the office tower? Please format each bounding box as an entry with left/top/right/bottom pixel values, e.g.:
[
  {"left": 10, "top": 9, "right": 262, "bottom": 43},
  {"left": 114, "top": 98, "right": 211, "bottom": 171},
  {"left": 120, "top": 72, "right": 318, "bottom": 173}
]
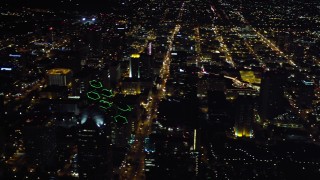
[
  {"left": 129, "top": 54, "right": 141, "bottom": 79},
  {"left": 297, "top": 80, "right": 314, "bottom": 109},
  {"left": 108, "top": 98, "right": 134, "bottom": 148},
  {"left": 55, "top": 98, "right": 81, "bottom": 115},
  {"left": 23, "top": 121, "right": 57, "bottom": 173},
  {"left": 207, "top": 91, "right": 229, "bottom": 126},
  {"left": 145, "top": 157, "right": 156, "bottom": 175},
  {"left": 47, "top": 68, "right": 73, "bottom": 87},
  {"left": 139, "top": 53, "right": 154, "bottom": 79},
  {"left": 0, "top": 114, "right": 4, "bottom": 179},
  {"left": 0, "top": 127, "right": 4, "bottom": 179},
  {"left": 234, "top": 91, "right": 257, "bottom": 138},
  {"left": 191, "top": 129, "right": 200, "bottom": 177},
  {"left": 259, "top": 71, "right": 287, "bottom": 121},
  {"left": 78, "top": 108, "right": 111, "bottom": 180},
  {"left": 314, "top": 102, "right": 320, "bottom": 122},
  {"left": 129, "top": 52, "right": 156, "bottom": 80},
  {"left": 73, "top": 69, "right": 93, "bottom": 96},
  {"left": 141, "top": 41, "right": 155, "bottom": 79},
  {"left": 109, "top": 62, "right": 121, "bottom": 86},
  {"left": 109, "top": 95, "right": 137, "bottom": 148},
  {"left": 0, "top": 92, "right": 4, "bottom": 123}
]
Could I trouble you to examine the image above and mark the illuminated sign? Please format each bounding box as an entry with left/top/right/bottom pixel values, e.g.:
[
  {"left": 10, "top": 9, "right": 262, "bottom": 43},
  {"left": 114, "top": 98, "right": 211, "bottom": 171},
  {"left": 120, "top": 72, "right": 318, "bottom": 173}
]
[
  {"left": 68, "top": 96, "right": 81, "bottom": 99},
  {"left": 0, "top": 67, "right": 12, "bottom": 71},
  {"left": 148, "top": 42, "right": 152, "bottom": 55},
  {"left": 86, "top": 80, "right": 133, "bottom": 124},
  {"left": 302, "top": 80, "right": 313, "bottom": 86},
  {"left": 193, "top": 129, "right": 197, "bottom": 150},
  {"left": 9, "top": 54, "right": 21, "bottom": 58},
  {"left": 130, "top": 54, "right": 140, "bottom": 58}
]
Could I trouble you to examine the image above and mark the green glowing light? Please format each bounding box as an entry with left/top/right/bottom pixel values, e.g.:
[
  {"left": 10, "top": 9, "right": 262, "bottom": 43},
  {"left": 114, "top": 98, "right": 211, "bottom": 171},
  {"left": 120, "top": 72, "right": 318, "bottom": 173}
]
[
  {"left": 100, "top": 105, "right": 111, "bottom": 110},
  {"left": 87, "top": 91, "right": 100, "bottom": 101},
  {"left": 89, "top": 80, "right": 103, "bottom": 89},
  {"left": 101, "top": 89, "right": 114, "bottom": 98},
  {"left": 114, "top": 115, "right": 128, "bottom": 124},
  {"left": 99, "top": 100, "right": 113, "bottom": 110},
  {"left": 118, "top": 105, "right": 133, "bottom": 112},
  {"left": 87, "top": 80, "right": 132, "bottom": 125}
]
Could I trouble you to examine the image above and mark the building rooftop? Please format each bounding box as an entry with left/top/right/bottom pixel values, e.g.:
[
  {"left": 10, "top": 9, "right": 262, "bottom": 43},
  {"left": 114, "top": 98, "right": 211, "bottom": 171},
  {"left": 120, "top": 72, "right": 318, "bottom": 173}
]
[{"left": 47, "top": 68, "right": 72, "bottom": 75}]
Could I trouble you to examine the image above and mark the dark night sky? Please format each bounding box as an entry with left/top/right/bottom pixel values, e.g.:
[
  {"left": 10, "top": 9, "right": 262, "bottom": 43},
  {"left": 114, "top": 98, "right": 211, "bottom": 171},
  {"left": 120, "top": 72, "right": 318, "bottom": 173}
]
[{"left": 1, "top": 0, "right": 117, "bottom": 12}]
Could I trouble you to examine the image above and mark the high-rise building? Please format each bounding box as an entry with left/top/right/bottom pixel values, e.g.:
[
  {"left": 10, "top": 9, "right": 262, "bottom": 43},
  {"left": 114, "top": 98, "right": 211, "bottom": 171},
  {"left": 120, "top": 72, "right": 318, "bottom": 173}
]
[
  {"left": 314, "top": 102, "right": 320, "bottom": 122},
  {"left": 47, "top": 68, "right": 73, "bottom": 87},
  {"left": 207, "top": 91, "right": 229, "bottom": 124},
  {"left": 129, "top": 54, "right": 141, "bottom": 79},
  {"left": 73, "top": 69, "right": 93, "bottom": 96},
  {"left": 139, "top": 53, "right": 154, "bottom": 79},
  {"left": 109, "top": 62, "right": 121, "bottom": 86},
  {"left": 23, "top": 121, "right": 57, "bottom": 173},
  {"left": 259, "top": 71, "right": 287, "bottom": 121},
  {"left": 0, "top": 92, "right": 4, "bottom": 122},
  {"left": 109, "top": 95, "right": 138, "bottom": 148},
  {"left": 191, "top": 129, "right": 200, "bottom": 177},
  {"left": 234, "top": 90, "right": 257, "bottom": 138},
  {"left": 128, "top": 52, "right": 154, "bottom": 80},
  {"left": 78, "top": 108, "right": 111, "bottom": 180},
  {"left": 297, "top": 80, "right": 314, "bottom": 109}
]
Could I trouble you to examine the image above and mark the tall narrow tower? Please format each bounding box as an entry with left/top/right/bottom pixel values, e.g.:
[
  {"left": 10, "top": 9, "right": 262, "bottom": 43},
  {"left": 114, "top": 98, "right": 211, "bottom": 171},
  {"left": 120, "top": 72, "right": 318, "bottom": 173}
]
[
  {"left": 0, "top": 92, "right": 4, "bottom": 124},
  {"left": 78, "top": 108, "right": 111, "bottom": 179},
  {"left": 234, "top": 90, "right": 257, "bottom": 138},
  {"left": 259, "top": 71, "right": 286, "bottom": 121},
  {"left": 129, "top": 54, "right": 141, "bottom": 79}
]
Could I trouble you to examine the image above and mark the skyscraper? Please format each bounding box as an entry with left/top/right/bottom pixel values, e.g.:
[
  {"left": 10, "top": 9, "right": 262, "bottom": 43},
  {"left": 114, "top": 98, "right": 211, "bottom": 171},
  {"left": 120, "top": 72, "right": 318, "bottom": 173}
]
[
  {"left": 259, "top": 71, "right": 287, "bottom": 121},
  {"left": 234, "top": 91, "right": 257, "bottom": 138},
  {"left": 207, "top": 90, "right": 230, "bottom": 130},
  {"left": 23, "top": 120, "right": 57, "bottom": 174},
  {"left": 0, "top": 92, "right": 4, "bottom": 179},
  {"left": 139, "top": 53, "right": 154, "bottom": 79},
  {"left": 77, "top": 108, "right": 111, "bottom": 180},
  {"left": 0, "top": 92, "right": 4, "bottom": 122},
  {"left": 109, "top": 62, "right": 121, "bottom": 87},
  {"left": 297, "top": 80, "right": 314, "bottom": 109},
  {"left": 129, "top": 54, "right": 141, "bottom": 79}
]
